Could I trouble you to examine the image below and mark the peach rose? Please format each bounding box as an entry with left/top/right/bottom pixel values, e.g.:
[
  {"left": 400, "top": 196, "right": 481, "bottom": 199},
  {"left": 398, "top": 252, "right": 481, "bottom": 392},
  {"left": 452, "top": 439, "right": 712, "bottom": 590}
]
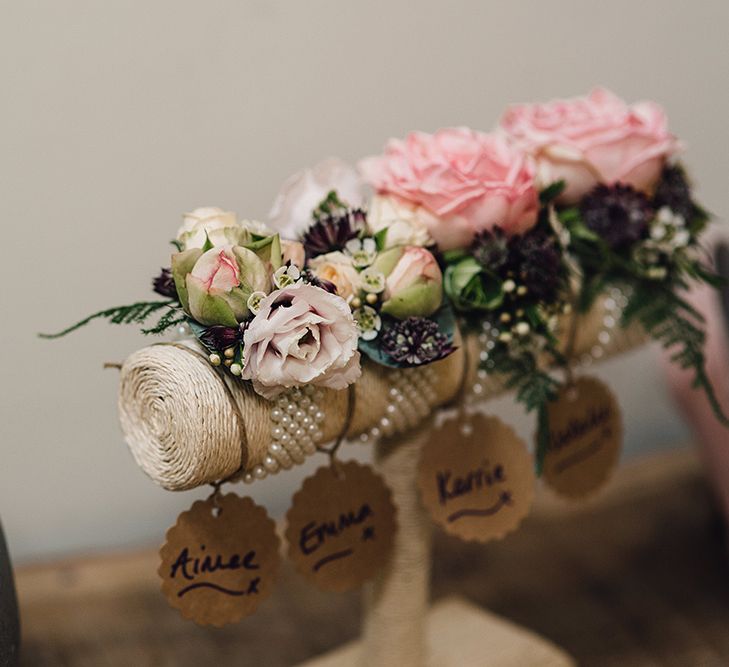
[
  {"left": 307, "top": 251, "right": 361, "bottom": 300},
  {"left": 500, "top": 88, "right": 680, "bottom": 203},
  {"left": 359, "top": 128, "right": 538, "bottom": 251}
]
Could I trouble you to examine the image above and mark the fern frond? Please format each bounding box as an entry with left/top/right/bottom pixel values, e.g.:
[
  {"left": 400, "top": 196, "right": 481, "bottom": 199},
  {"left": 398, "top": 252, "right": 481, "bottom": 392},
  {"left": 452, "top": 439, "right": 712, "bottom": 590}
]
[{"left": 39, "top": 300, "right": 175, "bottom": 339}]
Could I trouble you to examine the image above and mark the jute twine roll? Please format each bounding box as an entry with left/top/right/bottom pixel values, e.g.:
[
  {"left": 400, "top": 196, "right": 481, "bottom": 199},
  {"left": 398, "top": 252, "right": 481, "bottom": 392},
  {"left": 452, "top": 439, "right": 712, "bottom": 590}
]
[{"left": 118, "top": 296, "right": 647, "bottom": 491}]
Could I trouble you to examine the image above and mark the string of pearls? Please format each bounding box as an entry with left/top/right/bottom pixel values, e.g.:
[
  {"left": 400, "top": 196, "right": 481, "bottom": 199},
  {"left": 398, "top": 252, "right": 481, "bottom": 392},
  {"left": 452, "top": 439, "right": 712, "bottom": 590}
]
[
  {"left": 576, "top": 286, "right": 627, "bottom": 368},
  {"left": 242, "top": 386, "right": 325, "bottom": 484},
  {"left": 358, "top": 364, "right": 438, "bottom": 445}
]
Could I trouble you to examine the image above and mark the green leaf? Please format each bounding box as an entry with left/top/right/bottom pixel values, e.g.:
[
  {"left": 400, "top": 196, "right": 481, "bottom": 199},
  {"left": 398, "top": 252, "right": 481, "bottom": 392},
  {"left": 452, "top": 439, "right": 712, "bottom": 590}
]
[
  {"left": 441, "top": 248, "right": 470, "bottom": 264},
  {"left": 171, "top": 247, "right": 202, "bottom": 312},
  {"left": 202, "top": 232, "right": 214, "bottom": 252},
  {"left": 244, "top": 234, "right": 283, "bottom": 270},
  {"left": 539, "top": 180, "right": 566, "bottom": 205},
  {"left": 374, "top": 227, "right": 388, "bottom": 251},
  {"left": 623, "top": 281, "right": 729, "bottom": 427}
]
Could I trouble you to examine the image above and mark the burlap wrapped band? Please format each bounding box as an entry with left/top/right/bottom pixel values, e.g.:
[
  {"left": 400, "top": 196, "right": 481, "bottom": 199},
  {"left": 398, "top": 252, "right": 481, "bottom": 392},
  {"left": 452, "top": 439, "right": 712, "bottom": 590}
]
[{"left": 118, "top": 297, "right": 646, "bottom": 491}]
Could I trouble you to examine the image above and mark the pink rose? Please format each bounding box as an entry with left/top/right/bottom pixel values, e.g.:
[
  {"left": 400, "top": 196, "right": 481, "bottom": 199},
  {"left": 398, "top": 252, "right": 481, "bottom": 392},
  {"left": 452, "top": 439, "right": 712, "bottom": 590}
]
[
  {"left": 500, "top": 88, "right": 680, "bottom": 203},
  {"left": 241, "top": 283, "right": 361, "bottom": 399},
  {"left": 359, "top": 128, "right": 538, "bottom": 250},
  {"left": 268, "top": 158, "right": 368, "bottom": 240}
]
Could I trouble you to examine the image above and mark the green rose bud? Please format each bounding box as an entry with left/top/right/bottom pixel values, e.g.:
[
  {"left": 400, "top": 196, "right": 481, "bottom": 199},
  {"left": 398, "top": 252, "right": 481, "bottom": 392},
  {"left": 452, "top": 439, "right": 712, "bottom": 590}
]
[
  {"left": 372, "top": 246, "right": 443, "bottom": 319},
  {"left": 171, "top": 244, "right": 270, "bottom": 326},
  {"left": 443, "top": 256, "right": 504, "bottom": 312}
]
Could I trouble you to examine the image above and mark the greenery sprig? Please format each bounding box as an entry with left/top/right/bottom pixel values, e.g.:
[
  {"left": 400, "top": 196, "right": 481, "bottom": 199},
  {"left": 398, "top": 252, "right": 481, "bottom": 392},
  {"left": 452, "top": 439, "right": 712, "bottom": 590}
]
[{"left": 39, "top": 300, "right": 179, "bottom": 339}]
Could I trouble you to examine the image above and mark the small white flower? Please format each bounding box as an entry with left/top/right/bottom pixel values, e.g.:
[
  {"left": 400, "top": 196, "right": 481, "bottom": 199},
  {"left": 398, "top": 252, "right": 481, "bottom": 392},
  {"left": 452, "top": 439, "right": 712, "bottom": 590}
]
[
  {"left": 247, "top": 291, "right": 267, "bottom": 315},
  {"left": 651, "top": 224, "right": 667, "bottom": 241},
  {"left": 673, "top": 229, "right": 690, "bottom": 248},
  {"left": 273, "top": 264, "right": 302, "bottom": 289},
  {"left": 353, "top": 305, "right": 382, "bottom": 341},
  {"left": 646, "top": 266, "right": 668, "bottom": 280},
  {"left": 345, "top": 237, "right": 378, "bottom": 268},
  {"left": 359, "top": 267, "right": 386, "bottom": 294},
  {"left": 656, "top": 206, "right": 674, "bottom": 225}
]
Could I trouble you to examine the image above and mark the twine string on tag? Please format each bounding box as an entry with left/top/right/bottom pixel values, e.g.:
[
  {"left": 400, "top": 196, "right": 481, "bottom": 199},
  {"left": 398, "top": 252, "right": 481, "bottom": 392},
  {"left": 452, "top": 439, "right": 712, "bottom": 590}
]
[
  {"left": 316, "top": 383, "right": 356, "bottom": 475},
  {"left": 208, "top": 480, "right": 224, "bottom": 515},
  {"left": 562, "top": 291, "right": 581, "bottom": 388}
]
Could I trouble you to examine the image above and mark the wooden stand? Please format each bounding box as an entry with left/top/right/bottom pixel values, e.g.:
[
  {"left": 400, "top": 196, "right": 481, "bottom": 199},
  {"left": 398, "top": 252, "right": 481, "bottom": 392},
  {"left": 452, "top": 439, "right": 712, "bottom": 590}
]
[{"left": 299, "top": 423, "right": 575, "bottom": 667}]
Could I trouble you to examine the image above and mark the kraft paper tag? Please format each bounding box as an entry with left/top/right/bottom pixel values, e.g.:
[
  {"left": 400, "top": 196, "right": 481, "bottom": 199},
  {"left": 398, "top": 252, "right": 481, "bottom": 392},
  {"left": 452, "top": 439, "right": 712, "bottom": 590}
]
[
  {"left": 285, "top": 461, "right": 397, "bottom": 592},
  {"left": 542, "top": 375, "right": 622, "bottom": 499},
  {"left": 159, "top": 493, "right": 280, "bottom": 627},
  {"left": 418, "top": 414, "right": 535, "bottom": 542}
]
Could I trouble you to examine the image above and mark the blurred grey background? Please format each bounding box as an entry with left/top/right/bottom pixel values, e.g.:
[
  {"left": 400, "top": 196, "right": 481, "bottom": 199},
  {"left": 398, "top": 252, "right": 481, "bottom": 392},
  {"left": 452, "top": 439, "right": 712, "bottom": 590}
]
[{"left": 2, "top": 0, "right": 726, "bottom": 563}]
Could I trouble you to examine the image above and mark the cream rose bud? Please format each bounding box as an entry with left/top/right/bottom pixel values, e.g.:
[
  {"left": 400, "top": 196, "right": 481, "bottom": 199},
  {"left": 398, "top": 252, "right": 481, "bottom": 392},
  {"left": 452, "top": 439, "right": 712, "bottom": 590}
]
[
  {"left": 241, "top": 283, "right": 362, "bottom": 399},
  {"left": 500, "top": 88, "right": 680, "bottom": 203},
  {"left": 171, "top": 244, "right": 270, "bottom": 327},
  {"left": 177, "top": 207, "right": 246, "bottom": 250},
  {"left": 372, "top": 246, "right": 443, "bottom": 319},
  {"left": 307, "top": 251, "right": 361, "bottom": 299},
  {"left": 366, "top": 195, "right": 434, "bottom": 248}
]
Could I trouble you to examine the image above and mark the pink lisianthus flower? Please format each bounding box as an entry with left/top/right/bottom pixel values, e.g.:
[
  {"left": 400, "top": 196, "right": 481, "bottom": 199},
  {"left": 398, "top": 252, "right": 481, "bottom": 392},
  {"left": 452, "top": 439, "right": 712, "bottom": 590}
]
[{"left": 241, "top": 283, "right": 361, "bottom": 399}]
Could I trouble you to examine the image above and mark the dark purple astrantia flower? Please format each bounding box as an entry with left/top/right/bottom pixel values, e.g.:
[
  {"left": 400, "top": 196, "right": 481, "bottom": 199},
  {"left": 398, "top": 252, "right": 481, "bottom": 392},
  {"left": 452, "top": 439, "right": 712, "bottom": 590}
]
[
  {"left": 302, "top": 209, "right": 366, "bottom": 258},
  {"left": 380, "top": 317, "right": 454, "bottom": 366},
  {"left": 472, "top": 227, "right": 563, "bottom": 302},
  {"left": 472, "top": 228, "right": 510, "bottom": 273},
  {"left": 198, "top": 325, "right": 243, "bottom": 352},
  {"left": 509, "top": 229, "right": 562, "bottom": 301},
  {"left": 581, "top": 184, "right": 653, "bottom": 250},
  {"left": 153, "top": 267, "right": 177, "bottom": 299},
  {"left": 300, "top": 269, "right": 338, "bottom": 294},
  {"left": 653, "top": 165, "right": 694, "bottom": 222}
]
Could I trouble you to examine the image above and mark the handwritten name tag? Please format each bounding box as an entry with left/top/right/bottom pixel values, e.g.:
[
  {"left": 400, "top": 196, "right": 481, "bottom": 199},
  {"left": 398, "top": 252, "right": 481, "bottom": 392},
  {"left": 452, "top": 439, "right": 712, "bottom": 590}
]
[
  {"left": 418, "top": 414, "right": 535, "bottom": 542},
  {"left": 285, "top": 461, "right": 396, "bottom": 592},
  {"left": 159, "top": 494, "right": 280, "bottom": 626},
  {"left": 543, "top": 376, "right": 622, "bottom": 499}
]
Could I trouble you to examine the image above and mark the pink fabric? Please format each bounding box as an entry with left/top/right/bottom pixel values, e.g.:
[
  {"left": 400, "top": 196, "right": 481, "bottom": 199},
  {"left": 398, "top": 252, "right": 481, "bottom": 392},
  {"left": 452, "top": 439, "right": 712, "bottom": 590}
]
[{"left": 660, "top": 248, "right": 729, "bottom": 518}]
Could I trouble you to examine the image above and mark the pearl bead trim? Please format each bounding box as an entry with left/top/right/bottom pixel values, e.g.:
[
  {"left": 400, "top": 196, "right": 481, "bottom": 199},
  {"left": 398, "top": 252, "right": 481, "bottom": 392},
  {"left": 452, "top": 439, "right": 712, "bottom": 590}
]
[{"left": 242, "top": 385, "right": 325, "bottom": 484}]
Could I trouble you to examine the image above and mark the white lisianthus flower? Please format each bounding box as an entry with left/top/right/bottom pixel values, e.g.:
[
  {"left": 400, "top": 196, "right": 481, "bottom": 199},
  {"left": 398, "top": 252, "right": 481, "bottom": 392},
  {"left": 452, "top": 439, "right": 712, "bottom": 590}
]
[
  {"left": 177, "top": 207, "right": 246, "bottom": 250},
  {"left": 268, "top": 158, "right": 368, "bottom": 240},
  {"left": 366, "top": 195, "right": 434, "bottom": 248}
]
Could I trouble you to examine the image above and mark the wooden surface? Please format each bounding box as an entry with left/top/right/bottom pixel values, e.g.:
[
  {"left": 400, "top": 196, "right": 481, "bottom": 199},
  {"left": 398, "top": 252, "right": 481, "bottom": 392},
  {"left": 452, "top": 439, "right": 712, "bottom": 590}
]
[
  {"left": 299, "top": 597, "right": 575, "bottom": 667},
  {"left": 14, "top": 448, "right": 729, "bottom": 666}
]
